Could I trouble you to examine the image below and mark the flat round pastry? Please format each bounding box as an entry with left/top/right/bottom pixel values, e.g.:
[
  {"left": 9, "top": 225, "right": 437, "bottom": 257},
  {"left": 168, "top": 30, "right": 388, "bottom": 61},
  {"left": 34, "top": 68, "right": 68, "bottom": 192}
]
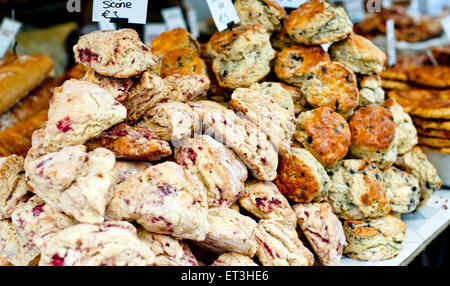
[
  {"left": 410, "top": 99, "right": 450, "bottom": 120},
  {"left": 407, "top": 66, "right": 450, "bottom": 88},
  {"left": 420, "top": 144, "right": 450, "bottom": 154},
  {"left": 234, "top": 0, "right": 286, "bottom": 34},
  {"left": 416, "top": 127, "right": 450, "bottom": 138},
  {"left": 387, "top": 89, "right": 443, "bottom": 113},
  {"left": 301, "top": 61, "right": 359, "bottom": 118},
  {"left": 284, "top": 0, "right": 353, "bottom": 45},
  {"left": 412, "top": 116, "right": 450, "bottom": 131},
  {"left": 381, "top": 79, "right": 411, "bottom": 91},
  {"left": 418, "top": 135, "right": 450, "bottom": 148},
  {"left": 274, "top": 44, "right": 330, "bottom": 87},
  {"left": 159, "top": 48, "right": 207, "bottom": 78}
]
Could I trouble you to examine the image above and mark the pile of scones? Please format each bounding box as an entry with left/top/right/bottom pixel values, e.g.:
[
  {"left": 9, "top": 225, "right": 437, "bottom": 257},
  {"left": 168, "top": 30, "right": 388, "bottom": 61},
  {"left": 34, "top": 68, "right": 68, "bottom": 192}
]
[{"left": 0, "top": 0, "right": 443, "bottom": 266}]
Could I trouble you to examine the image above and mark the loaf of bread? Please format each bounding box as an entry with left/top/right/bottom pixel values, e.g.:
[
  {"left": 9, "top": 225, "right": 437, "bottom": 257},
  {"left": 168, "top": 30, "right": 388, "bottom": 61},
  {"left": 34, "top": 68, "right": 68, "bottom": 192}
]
[
  {"left": 0, "top": 54, "right": 53, "bottom": 115},
  {"left": 0, "top": 109, "right": 48, "bottom": 157}
]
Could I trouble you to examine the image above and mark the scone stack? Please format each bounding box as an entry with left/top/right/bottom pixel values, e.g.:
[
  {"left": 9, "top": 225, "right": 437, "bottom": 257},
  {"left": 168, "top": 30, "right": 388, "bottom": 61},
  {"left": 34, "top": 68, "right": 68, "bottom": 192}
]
[{"left": 0, "top": 0, "right": 443, "bottom": 266}]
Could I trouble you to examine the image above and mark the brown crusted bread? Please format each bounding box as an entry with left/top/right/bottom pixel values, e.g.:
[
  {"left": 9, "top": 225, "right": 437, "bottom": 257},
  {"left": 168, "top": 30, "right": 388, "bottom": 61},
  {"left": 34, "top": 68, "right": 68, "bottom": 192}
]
[
  {"left": 0, "top": 54, "right": 54, "bottom": 115},
  {"left": 0, "top": 109, "right": 48, "bottom": 157},
  {"left": 151, "top": 28, "right": 200, "bottom": 59},
  {"left": 408, "top": 66, "right": 450, "bottom": 88},
  {"left": 0, "top": 78, "right": 56, "bottom": 131},
  {"left": 410, "top": 99, "right": 450, "bottom": 120},
  {"left": 160, "top": 48, "right": 207, "bottom": 78}
]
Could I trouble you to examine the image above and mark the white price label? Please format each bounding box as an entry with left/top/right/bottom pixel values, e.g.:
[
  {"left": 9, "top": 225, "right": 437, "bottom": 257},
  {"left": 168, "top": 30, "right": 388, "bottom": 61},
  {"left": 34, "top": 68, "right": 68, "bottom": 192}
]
[
  {"left": 161, "top": 7, "right": 187, "bottom": 30},
  {"left": 206, "top": 0, "right": 240, "bottom": 32},
  {"left": 92, "top": 0, "right": 148, "bottom": 25},
  {"left": 276, "top": 0, "right": 307, "bottom": 8},
  {"left": 441, "top": 16, "right": 450, "bottom": 40},
  {"left": 386, "top": 19, "right": 396, "bottom": 67},
  {"left": 344, "top": 0, "right": 365, "bottom": 23},
  {"left": 144, "top": 23, "right": 167, "bottom": 45},
  {"left": 98, "top": 21, "right": 117, "bottom": 31},
  {"left": 0, "top": 18, "right": 21, "bottom": 58}
]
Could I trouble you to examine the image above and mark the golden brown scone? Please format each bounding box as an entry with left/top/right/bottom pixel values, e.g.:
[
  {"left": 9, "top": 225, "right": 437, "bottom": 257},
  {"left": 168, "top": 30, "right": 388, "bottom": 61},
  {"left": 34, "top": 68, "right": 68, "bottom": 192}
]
[
  {"left": 271, "top": 26, "right": 295, "bottom": 51},
  {"left": 418, "top": 136, "right": 450, "bottom": 148},
  {"left": 274, "top": 44, "right": 330, "bottom": 87},
  {"left": 410, "top": 99, "right": 450, "bottom": 120},
  {"left": 159, "top": 48, "right": 207, "bottom": 78},
  {"left": 274, "top": 147, "right": 331, "bottom": 203},
  {"left": 329, "top": 34, "right": 386, "bottom": 75},
  {"left": 150, "top": 28, "right": 200, "bottom": 59},
  {"left": 284, "top": 0, "right": 352, "bottom": 45},
  {"left": 416, "top": 127, "right": 450, "bottom": 138},
  {"left": 348, "top": 105, "right": 397, "bottom": 169},
  {"left": 407, "top": 66, "right": 450, "bottom": 88},
  {"left": 295, "top": 107, "right": 351, "bottom": 167},
  {"left": 301, "top": 61, "right": 359, "bottom": 118},
  {"left": 412, "top": 116, "right": 450, "bottom": 131},
  {"left": 234, "top": 0, "right": 286, "bottom": 35},
  {"left": 85, "top": 124, "right": 172, "bottom": 161}
]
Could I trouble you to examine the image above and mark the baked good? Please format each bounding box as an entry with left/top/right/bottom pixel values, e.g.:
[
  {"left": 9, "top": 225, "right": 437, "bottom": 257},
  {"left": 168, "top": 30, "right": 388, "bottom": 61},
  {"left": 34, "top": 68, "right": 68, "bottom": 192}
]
[
  {"left": 211, "top": 252, "right": 258, "bottom": 266},
  {"left": 137, "top": 228, "right": 198, "bottom": 266},
  {"left": 416, "top": 127, "right": 450, "bottom": 138},
  {"left": 111, "top": 160, "right": 151, "bottom": 186},
  {"left": 383, "top": 98, "right": 417, "bottom": 155},
  {"left": 38, "top": 222, "right": 155, "bottom": 266},
  {"left": 284, "top": 0, "right": 352, "bottom": 45},
  {"left": 196, "top": 207, "right": 257, "bottom": 256},
  {"left": 136, "top": 102, "right": 200, "bottom": 142},
  {"left": 293, "top": 202, "right": 347, "bottom": 266},
  {"left": 420, "top": 145, "right": 450, "bottom": 154},
  {"left": 105, "top": 162, "right": 209, "bottom": 241},
  {"left": 249, "top": 82, "right": 295, "bottom": 113},
  {"left": 254, "top": 219, "right": 314, "bottom": 266},
  {"left": 25, "top": 145, "right": 116, "bottom": 224},
  {"left": 407, "top": 66, "right": 450, "bottom": 88},
  {"left": 326, "top": 159, "right": 390, "bottom": 220},
  {"left": 274, "top": 147, "right": 330, "bottom": 203},
  {"left": 238, "top": 181, "right": 297, "bottom": 227},
  {"left": 189, "top": 100, "right": 278, "bottom": 181},
  {"left": 43, "top": 79, "right": 127, "bottom": 152},
  {"left": 73, "top": 29, "right": 157, "bottom": 78},
  {"left": 11, "top": 196, "right": 76, "bottom": 253},
  {"left": 329, "top": 34, "right": 386, "bottom": 75},
  {"left": 0, "top": 255, "right": 10, "bottom": 266},
  {"left": 383, "top": 167, "right": 420, "bottom": 213},
  {"left": 302, "top": 61, "right": 359, "bottom": 118},
  {"left": 0, "top": 155, "right": 29, "bottom": 219},
  {"left": 357, "top": 74, "right": 385, "bottom": 107},
  {"left": 270, "top": 26, "right": 295, "bottom": 51},
  {"left": 230, "top": 88, "right": 296, "bottom": 154},
  {"left": 82, "top": 69, "right": 132, "bottom": 102},
  {"left": 381, "top": 79, "right": 412, "bottom": 91},
  {"left": 174, "top": 135, "right": 248, "bottom": 208},
  {"left": 410, "top": 99, "right": 450, "bottom": 120},
  {"left": 0, "top": 109, "right": 48, "bottom": 157},
  {"left": 348, "top": 105, "right": 397, "bottom": 169},
  {"left": 150, "top": 28, "right": 200, "bottom": 60},
  {"left": 418, "top": 136, "right": 450, "bottom": 148},
  {"left": 295, "top": 107, "right": 351, "bottom": 167},
  {"left": 412, "top": 116, "right": 450, "bottom": 131},
  {"left": 0, "top": 219, "right": 39, "bottom": 266},
  {"left": 206, "top": 25, "right": 275, "bottom": 89},
  {"left": 274, "top": 44, "right": 330, "bottom": 88},
  {"left": 0, "top": 54, "right": 54, "bottom": 115},
  {"left": 86, "top": 124, "right": 172, "bottom": 161},
  {"left": 234, "top": 0, "right": 286, "bottom": 34},
  {"left": 0, "top": 78, "right": 56, "bottom": 131},
  {"left": 159, "top": 48, "right": 207, "bottom": 78},
  {"left": 343, "top": 215, "right": 406, "bottom": 261}
]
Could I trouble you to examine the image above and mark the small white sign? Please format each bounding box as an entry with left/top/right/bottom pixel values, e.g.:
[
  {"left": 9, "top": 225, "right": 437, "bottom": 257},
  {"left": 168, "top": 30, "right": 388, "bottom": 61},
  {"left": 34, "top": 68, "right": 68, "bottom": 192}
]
[
  {"left": 386, "top": 19, "right": 396, "bottom": 67},
  {"left": 441, "top": 16, "right": 450, "bottom": 41},
  {"left": 187, "top": 7, "right": 200, "bottom": 38},
  {"left": 92, "top": 0, "right": 148, "bottom": 25},
  {"left": 98, "top": 21, "right": 117, "bottom": 31},
  {"left": 0, "top": 18, "right": 22, "bottom": 58},
  {"left": 161, "top": 6, "right": 187, "bottom": 30},
  {"left": 276, "top": 0, "right": 307, "bottom": 8},
  {"left": 344, "top": 0, "right": 366, "bottom": 23},
  {"left": 144, "top": 23, "right": 168, "bottom": 46},
  {"left": 206, "top": 0, "right": 240, "bottom": 32}
]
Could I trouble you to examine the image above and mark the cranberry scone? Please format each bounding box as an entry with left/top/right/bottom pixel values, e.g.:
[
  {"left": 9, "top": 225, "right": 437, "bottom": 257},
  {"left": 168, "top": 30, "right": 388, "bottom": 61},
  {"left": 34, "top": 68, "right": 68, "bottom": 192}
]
[
  {"left": 43, "top": 79, "right": 127, "bottom": 152},
  {"left": 38, "top": 222, "right": 155, "bottom": 266},
  {"left": 86, "top": 124, "right": 172, "bottom": 161},
  {"left": 230, "top": 88, "right": 296, "bottom": 154},
  {"left": 293, "top": 202, "right": 347, "bottom": 266},
  {"left": 254, "top": 219, "right": 315, "bottom": 266},
  {"left": 137, "top": 228, "right": 198, "bottom": 266},
  {"left": 211, "top": 252, "right": 258, "bottom": 266},
  {"left": 106, "top": 162, "right": 209, "bottom": 241},
  {"left": 82, "top": 69, "right": 132, "bottom": 102},
  {"left": 174, "top": 135, "right": 248, "bottom": 208},
  {"left": 0, "top": 155, "right": 29, "bottom": 219},
  {"left": 238, "top": 181, "right": 297, "bottom": 228},
  {"left": 189, "top": 100, "right": 278, "bottom": 181},
  {"left": 112, "top": 160, "right": 152, "bottom": 185},
  {"left": 25, "top": 145, "right": 116, "bottom": 224},
  {"left": 73, "top": 29, "right": 157, "bottom": 78},
  {"left": 196, "top": 207, "right": 257, "bottom": 256},
  {"left": 0, "top": 219, "right": 39, "bottom": 266}
]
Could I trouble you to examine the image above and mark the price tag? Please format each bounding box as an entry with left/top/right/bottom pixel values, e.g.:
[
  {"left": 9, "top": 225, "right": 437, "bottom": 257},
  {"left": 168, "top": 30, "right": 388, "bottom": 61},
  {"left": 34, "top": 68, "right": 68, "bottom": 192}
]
[
  {"left": 98, "top": 21, "right": 117, "bottom": 31},
  {"left": 186, "top": 7, "right": 200, "bottom": 38},
  {"left": 276, "top": 0, "right": 307, "bottom": 8},
  {"left": 344, "top": 0, "right": 365, "bottom": 23},
  {"left": 144, "top": 23, "right": 167, "bottom": 45},
  {"left": 386, "top": 19, "right": 396, "bottom": 67},
  {"left": 92, "top": 0, "right": 148, "bottom": 24},
  {"left": 161, "top": 6, "right": 187, "bottom": 30},
  {"left": 441, "top": 16, "right": 450, "bottom": 40},
  {"left": 0, "top": 18, "right": 22, "bottom": 58},
  {"left": 206, "top": 0, "right": 240, "bottom": 32}
]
